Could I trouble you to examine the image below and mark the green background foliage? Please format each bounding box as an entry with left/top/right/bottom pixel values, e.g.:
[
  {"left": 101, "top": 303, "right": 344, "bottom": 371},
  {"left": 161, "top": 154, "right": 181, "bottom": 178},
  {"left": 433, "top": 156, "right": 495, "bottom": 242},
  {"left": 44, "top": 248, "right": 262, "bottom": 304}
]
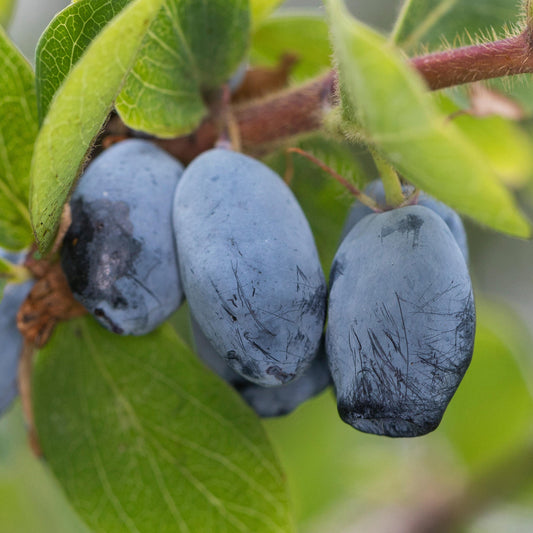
[
  {"left": 393, "top": 0, "right": 521, "bottom": 52},
  {"left": 0, "top": 26, "right": 36, "bottom": 250},
  {"left": 251, "top": 13, "right": 331, "bottom": 83},
  {"left": 0, "top": 0, "right": 15, "bottom": 27}
]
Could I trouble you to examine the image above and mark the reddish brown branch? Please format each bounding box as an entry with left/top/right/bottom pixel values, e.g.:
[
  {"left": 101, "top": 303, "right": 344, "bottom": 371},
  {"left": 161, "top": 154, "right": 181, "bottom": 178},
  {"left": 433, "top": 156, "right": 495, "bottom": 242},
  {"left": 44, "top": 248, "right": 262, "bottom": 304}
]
[
  {"left": 126, "top": 30, "right": 533, "bottom": 163},
  {"left": 147, "top": 70, "right": 337, "bottom": 163},
  {"left": 236, "top": 71, "right": 337, "bottom": 150},
  {"left": 412, "top": 32, "right": 533, "bottom": 91}
]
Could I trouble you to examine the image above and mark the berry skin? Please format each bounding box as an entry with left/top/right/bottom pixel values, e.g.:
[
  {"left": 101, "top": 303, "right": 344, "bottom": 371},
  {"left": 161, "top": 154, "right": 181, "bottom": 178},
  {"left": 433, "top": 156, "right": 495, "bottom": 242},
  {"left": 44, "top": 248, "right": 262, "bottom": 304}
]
[
  {"left": 191, "top": 314, "right": 331, "bottom": 417},
  {"left": 341, "top": 180, "right": 469, "bottom": 263},
  {"left": 0, "top": 248, "right": 33, "bottom": 417},
  {"left": 174, "top": 149, "right": 327, "bottom": 386},
  {"left": 61, "top": 139, "right": 184, "bottom": 335},
  {"left": 238, "top": 352, "right": 331, "bottom": 417},
  {"left": 327, "top": 206, "right": 475, "bottom": 437}
]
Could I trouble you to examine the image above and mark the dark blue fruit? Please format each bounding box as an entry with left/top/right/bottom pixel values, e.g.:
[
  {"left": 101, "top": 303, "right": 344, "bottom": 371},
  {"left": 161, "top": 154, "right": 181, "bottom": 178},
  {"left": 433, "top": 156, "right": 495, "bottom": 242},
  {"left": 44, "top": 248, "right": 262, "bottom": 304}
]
[
  {"left": 341, "top": 180, "right": 469, "bottom": 262},
  {"left": 327, "top": 206, "right": 475, "bottom": 437},
  {"left": 174, "top": 149, "right": 327, "bottom": 386},
  {"left": 190, "top": 314, "right": 245, "bottom": 387},
  {"left": 191, "top": 314, "right": 331, "bottom": 417},
  {"left": 61, "top": 139, "right": 184, "bottom": 335},
  {"left": 0, "top": 280, "right": 33, "bottom": 417},
  {"left": 238, "top": 353, "right": 331, "bottom": 417}
]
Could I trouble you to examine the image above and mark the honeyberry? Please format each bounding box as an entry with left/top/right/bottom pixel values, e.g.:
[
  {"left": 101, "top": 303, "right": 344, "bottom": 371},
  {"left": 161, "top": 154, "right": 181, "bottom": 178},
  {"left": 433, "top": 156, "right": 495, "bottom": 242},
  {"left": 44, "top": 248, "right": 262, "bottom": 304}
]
[
  {"left": 327, "top": 205, "right": 475, "bottom": 437},
  {"left": 174, "top": 149, "right": 327, "bottom": 386},
  {"left": 191, "top": 314, "right": 331, "bottom": 417},
  {"left": 61, "top": 139, "right": 184, "bottom": 335}
]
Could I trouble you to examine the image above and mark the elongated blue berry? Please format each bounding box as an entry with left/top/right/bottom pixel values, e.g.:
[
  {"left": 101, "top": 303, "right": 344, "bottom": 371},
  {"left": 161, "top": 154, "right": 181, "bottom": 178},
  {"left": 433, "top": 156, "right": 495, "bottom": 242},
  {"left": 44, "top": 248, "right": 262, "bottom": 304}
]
[{"left": 174, "top": 149, "right": 327, "bottom": 386}]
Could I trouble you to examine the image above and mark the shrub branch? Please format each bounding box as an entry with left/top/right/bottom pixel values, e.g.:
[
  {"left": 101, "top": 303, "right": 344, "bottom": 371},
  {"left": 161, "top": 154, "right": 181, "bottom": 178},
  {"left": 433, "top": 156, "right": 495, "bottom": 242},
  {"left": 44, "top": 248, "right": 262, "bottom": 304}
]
[{"left": 152, "top": 29, "right": 533, "bottom": 161}]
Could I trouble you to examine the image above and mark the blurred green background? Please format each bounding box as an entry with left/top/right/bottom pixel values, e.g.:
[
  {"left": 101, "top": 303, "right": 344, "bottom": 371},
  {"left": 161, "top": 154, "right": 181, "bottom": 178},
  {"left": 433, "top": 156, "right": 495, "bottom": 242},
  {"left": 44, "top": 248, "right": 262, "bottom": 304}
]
[{"left": 4, "top": 0, "right": 533, "bottom": 532}]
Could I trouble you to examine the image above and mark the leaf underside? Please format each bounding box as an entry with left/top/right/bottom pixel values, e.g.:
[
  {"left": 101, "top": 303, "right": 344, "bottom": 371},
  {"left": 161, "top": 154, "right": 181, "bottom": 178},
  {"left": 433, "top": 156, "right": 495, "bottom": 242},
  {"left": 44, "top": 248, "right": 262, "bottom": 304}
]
[
  {"left": 33, "top": 318, "right": 293, "bottom": 533},
  {"left": 326, "top": 0, "right": 531, "bottom": 237}
]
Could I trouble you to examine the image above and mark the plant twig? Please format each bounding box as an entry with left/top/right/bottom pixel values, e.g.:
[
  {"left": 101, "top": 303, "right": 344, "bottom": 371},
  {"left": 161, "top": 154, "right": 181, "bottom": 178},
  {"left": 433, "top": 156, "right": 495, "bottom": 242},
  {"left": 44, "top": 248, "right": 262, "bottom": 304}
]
[
  {"left": 287, "top": 147, "right": 379, "bottom": 209},
  {"left": 151, "top": 30, "right": 533, "bottom": 161},
  {"left": 411, "top": 31, "right": 533, "bottom": 91}
]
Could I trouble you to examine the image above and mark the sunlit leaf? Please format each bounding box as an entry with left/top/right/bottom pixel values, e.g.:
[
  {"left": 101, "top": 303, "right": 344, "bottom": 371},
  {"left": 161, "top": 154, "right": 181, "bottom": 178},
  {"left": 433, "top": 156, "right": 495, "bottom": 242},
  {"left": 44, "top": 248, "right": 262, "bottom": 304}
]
[
  {"left": 35, "top": 0, "right": 130, "bottom": 123},
  {"left": 434, "top": 93, "right": 533, "bottom": 187}
]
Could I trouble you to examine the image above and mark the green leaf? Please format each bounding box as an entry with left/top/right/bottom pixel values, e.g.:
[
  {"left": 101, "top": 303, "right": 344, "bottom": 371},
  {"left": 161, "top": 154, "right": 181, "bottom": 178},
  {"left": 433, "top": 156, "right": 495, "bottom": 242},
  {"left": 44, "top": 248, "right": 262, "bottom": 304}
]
[
  {"left": 0, "top": 257, "right": 12, "bottom": 275},
  {"left": 33, "top": 317, "right": 293, "bottom": 533},
  {"left": 0, "top": 0, "right": 15, "bottom": 27},
  {"left": 434, "top": 93, "right": 533, "bottom": 187},
  {"left": 37, "top": 0, "right": 250, "bottom": 139},
  {"left": 115, "top": 0, "right": 250, "bottom": 138},
  {"left": 0, "top": 257, "right": 11, "bottom": 298},
  {"left": 0, "top": 26, "right": 37, "bottom": 251},
  {"left": 392, "top": 0, "right": 520, "bottom": 53},
  {"left": 30, "top": 0, "right": 166, "bottom": 254},
  {"left": 441, "top": 302, "right": 533, "bottom": 471},
  {"left": 326, "top": 0, "right": 531, "bottom": 238},
  {"left": 35, "top": 0, "right": 131, "bottom": 123},
  {"left": 251, "top": 0, "right": 284, "bottom": 30},
  {"left": 251, "top": 13, "right": 331, "bottom": 83}
]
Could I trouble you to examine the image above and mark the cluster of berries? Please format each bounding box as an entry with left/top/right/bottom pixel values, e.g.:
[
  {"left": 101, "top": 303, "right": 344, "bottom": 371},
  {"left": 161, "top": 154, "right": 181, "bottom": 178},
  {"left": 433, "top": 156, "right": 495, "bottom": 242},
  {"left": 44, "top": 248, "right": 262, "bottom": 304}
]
[{"left": 21, "top": 138, "right": 474, "bottom": 436}]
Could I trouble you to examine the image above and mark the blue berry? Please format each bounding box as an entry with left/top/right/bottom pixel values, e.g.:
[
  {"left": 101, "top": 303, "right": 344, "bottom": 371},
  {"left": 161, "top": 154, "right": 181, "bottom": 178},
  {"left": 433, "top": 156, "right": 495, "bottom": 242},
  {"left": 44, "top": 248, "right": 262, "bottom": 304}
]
[
  {"left": 61, "top": 140, "right": 184, "bottom": 335},
  {"left": 327, "top": 206, "right": 475, "bottom": 437},
  {"left": 174, "top": 149, "right": 327, "bottom": 386}
]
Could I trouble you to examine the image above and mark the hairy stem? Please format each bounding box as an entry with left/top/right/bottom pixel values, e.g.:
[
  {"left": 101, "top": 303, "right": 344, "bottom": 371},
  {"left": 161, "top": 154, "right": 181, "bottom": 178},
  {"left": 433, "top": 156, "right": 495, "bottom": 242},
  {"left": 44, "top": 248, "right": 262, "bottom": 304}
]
[
  {"left": 412, "top": 31, "right": 533, "bottom": 90},
  {"left": 151, "top": 31, "right": 533, "bottom": 160}
]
